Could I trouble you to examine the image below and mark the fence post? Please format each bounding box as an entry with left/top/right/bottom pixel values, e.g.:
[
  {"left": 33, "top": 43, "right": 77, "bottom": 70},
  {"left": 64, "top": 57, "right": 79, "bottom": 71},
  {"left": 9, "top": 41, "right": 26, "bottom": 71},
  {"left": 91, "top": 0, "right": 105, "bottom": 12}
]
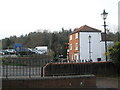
[
  {"left": 6, "top": 64, "right": 8, "bottom": 79},
  {"left": 29, "top": 59, "right": 31, "bottom": 78},
  {"left": 41, "top": 66, "right": 43, "bottom": 77}
]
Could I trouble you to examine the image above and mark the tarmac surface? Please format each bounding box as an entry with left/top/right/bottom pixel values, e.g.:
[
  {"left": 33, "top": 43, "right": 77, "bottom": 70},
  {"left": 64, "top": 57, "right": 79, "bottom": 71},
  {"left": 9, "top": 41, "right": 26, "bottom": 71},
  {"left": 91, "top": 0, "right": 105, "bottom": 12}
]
[{"left": 96, "top": 77, "right": 120, "bottom": 89}]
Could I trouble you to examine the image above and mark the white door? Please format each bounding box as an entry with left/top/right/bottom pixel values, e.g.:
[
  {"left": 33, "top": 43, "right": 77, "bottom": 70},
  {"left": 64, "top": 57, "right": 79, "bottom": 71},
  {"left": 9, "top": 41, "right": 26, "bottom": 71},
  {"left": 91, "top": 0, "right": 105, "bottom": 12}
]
[{"left": 74, "top": 54, "right": 78, "bottom": 62}]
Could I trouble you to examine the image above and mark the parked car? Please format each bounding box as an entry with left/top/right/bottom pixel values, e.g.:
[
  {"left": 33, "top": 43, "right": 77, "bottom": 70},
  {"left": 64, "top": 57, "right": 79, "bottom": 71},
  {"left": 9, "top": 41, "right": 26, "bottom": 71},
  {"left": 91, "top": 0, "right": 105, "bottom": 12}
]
[
  {"left": 34, "top": 46, "right": 48, "bottom": 54},
  {"left": 6, "top": 49, "right": 16, "bottom": 55},
  {"left": 17, "top": 48, "right": 36, "bottom": 56},
  {"left": 0, "top": 50, "right": 9, "bottom": 55},
  {"left": 54, "top": 55, "right": 67, "bottom": 62}
]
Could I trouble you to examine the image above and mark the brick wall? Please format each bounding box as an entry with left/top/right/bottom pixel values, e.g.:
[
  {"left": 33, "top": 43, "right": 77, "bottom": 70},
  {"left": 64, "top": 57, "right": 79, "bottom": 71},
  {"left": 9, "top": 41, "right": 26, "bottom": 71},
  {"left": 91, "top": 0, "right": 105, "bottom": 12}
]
[
  {"left": 2, "top": 75, "right": 96, "bottom": 89},
  {"left": 44, "top": 62, "right": 118, "bottom": 77},
  {"left": 69, "top": 33, "right": 79, "bottom": 61}
]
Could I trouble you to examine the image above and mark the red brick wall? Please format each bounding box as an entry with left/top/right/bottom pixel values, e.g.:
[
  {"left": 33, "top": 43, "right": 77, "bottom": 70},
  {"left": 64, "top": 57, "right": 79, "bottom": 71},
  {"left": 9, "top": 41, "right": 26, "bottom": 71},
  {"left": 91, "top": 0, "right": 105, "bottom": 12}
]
[{"left": 69, "top": 33, "right": 79, "bottom": 61}]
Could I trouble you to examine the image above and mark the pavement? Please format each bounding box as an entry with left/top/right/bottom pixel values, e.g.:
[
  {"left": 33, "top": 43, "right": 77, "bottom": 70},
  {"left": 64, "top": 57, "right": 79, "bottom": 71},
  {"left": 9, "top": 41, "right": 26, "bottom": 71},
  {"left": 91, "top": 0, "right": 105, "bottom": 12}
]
[{"left": 96, "top": 77, "right": 120, "bottom": 89}]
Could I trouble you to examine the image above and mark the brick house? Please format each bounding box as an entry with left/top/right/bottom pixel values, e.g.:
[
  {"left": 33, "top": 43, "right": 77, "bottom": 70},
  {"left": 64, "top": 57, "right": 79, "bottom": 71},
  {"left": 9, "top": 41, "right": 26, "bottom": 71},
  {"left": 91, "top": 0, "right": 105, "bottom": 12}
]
[{"left": 68, "top": 25, "right": 113, "bottom": 62}]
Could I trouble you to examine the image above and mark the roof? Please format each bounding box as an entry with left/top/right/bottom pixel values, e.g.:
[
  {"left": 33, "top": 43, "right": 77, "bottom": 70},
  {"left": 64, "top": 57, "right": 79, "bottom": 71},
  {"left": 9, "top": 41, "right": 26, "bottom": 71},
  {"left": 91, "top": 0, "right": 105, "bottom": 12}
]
[{"left": 70, "top": 25, "right": 101, "bottom": 34}]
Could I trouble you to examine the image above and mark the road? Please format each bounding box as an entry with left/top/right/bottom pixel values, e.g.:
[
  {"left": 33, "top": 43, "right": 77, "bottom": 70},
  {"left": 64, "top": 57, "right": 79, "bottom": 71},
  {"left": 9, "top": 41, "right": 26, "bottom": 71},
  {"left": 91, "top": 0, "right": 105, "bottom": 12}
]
[{"left": 96, "top": 77, "right": 120, "bottom": 89}]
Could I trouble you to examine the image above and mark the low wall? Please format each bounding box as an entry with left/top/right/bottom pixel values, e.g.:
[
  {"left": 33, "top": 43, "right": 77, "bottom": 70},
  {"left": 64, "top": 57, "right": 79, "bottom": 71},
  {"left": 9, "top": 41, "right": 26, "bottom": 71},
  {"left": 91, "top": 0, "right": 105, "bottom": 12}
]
[
  {"left": 2, "top": 75, "right": 96, "bottom": 88},
  {"left": 44, "top": 61, "right": 118, "bottom": 76}
]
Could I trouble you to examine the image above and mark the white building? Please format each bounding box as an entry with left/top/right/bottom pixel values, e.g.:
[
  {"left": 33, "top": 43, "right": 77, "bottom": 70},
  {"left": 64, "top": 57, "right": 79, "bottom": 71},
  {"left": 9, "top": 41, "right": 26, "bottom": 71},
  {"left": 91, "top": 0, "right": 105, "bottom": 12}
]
[
  {"left": 68, "top": 25, "right": 114, "bottom": 62},
  {"left": 79, "top": 32, "right": 101, "bottom": 62}
]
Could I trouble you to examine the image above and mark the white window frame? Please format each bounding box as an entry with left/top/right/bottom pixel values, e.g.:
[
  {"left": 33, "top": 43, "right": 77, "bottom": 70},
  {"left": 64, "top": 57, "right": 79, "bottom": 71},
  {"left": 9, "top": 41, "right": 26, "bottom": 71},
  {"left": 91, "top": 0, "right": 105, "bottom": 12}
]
[
  {"left": 70, "top": 35, "right": 72, "bottom": 40},
  {"left": 70, "top": 44, "right": 72, "bottom": 50},
  {"left": 75, "top": 43, "right": 78, "bottom": 50},
  {"left": 75, "top": 33, "right": 78, "bottom": 39}
]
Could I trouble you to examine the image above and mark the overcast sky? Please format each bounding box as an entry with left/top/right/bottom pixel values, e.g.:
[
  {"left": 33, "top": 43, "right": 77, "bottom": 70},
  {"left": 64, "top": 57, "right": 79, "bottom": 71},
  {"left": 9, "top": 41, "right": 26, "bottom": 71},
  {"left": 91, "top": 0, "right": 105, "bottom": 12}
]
[{"left": 0, "top": 0, "right": 119, "bottom": 39}]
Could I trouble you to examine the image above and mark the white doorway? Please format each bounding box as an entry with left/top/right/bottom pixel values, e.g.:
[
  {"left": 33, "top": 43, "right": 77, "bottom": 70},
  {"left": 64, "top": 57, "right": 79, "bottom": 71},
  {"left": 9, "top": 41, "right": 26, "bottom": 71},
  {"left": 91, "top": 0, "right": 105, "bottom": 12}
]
[{"left": 74, "top": 53, "right": 79, "bottom": 62}]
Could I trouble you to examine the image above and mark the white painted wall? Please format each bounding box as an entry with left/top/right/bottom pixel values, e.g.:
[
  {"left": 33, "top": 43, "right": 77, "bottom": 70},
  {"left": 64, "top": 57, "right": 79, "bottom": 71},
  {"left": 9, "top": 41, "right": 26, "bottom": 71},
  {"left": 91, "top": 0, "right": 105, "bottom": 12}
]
[{"left": 79, "top": 32, "right": 101, "bottom": 62}]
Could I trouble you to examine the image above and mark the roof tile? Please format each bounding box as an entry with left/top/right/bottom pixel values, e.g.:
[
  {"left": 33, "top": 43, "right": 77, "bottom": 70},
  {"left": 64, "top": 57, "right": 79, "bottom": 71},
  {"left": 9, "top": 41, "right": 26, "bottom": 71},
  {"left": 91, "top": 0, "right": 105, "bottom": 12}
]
[{"left": 71, "top": 25, "right": 101, "bottom": 34}]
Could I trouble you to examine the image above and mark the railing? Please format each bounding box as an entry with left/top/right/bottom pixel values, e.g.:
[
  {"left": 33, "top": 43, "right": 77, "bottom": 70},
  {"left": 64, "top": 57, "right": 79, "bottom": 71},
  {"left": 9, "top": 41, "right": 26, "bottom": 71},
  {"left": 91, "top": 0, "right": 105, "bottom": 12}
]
[
  {"left": 2, "top": 56, "right": 117, "bottom": 78},
  {"left": 2, "top": 56, "right": 51, "bottom": 78}
]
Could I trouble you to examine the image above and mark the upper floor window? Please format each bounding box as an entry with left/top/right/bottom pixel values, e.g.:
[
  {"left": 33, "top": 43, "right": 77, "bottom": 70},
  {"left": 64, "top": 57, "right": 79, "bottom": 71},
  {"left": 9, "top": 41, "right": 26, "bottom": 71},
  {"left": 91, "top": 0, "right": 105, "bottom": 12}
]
[
  {"left": 69, "top": 44, "right": 72, "bottom": 50},
  {"left": 70, "top": 35, "right": 72, "bottom": 40},
  {"left": 75, "top": 43, "right": 78, "bottom": 50},
  {"left": 75, "top": 33, "right": 78, "bottom": 39}
]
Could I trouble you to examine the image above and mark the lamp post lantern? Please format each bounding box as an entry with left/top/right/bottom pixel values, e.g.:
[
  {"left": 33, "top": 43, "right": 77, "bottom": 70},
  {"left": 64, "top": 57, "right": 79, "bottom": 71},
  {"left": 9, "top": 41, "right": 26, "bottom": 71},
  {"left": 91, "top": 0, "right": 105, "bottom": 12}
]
[{"left": 101, "top": 9, "right": 108, "bottom": 61}]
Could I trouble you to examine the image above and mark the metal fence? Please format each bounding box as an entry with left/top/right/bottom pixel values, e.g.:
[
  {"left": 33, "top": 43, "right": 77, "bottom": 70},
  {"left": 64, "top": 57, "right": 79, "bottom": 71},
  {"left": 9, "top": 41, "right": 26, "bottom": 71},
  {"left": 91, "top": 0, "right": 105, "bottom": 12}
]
[
  {"left": 2, "top": 56, "right": 94, "bottom": 78},
  {"left": 1, "top": 56, "right": 117, "bottom": 78},
  {"left": 2, "top": 56, "right": 51, "bottom": 78}
]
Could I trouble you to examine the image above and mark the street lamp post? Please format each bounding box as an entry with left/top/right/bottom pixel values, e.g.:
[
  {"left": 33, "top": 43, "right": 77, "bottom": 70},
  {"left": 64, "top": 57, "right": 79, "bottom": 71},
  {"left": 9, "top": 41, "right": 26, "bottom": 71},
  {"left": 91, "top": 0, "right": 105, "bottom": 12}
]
[
  {"left": 101, "top": 9, "right": 108, "bottom": 61},
  {"left": 88, "top": 35, "right": 92, "bottom": 61}
]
